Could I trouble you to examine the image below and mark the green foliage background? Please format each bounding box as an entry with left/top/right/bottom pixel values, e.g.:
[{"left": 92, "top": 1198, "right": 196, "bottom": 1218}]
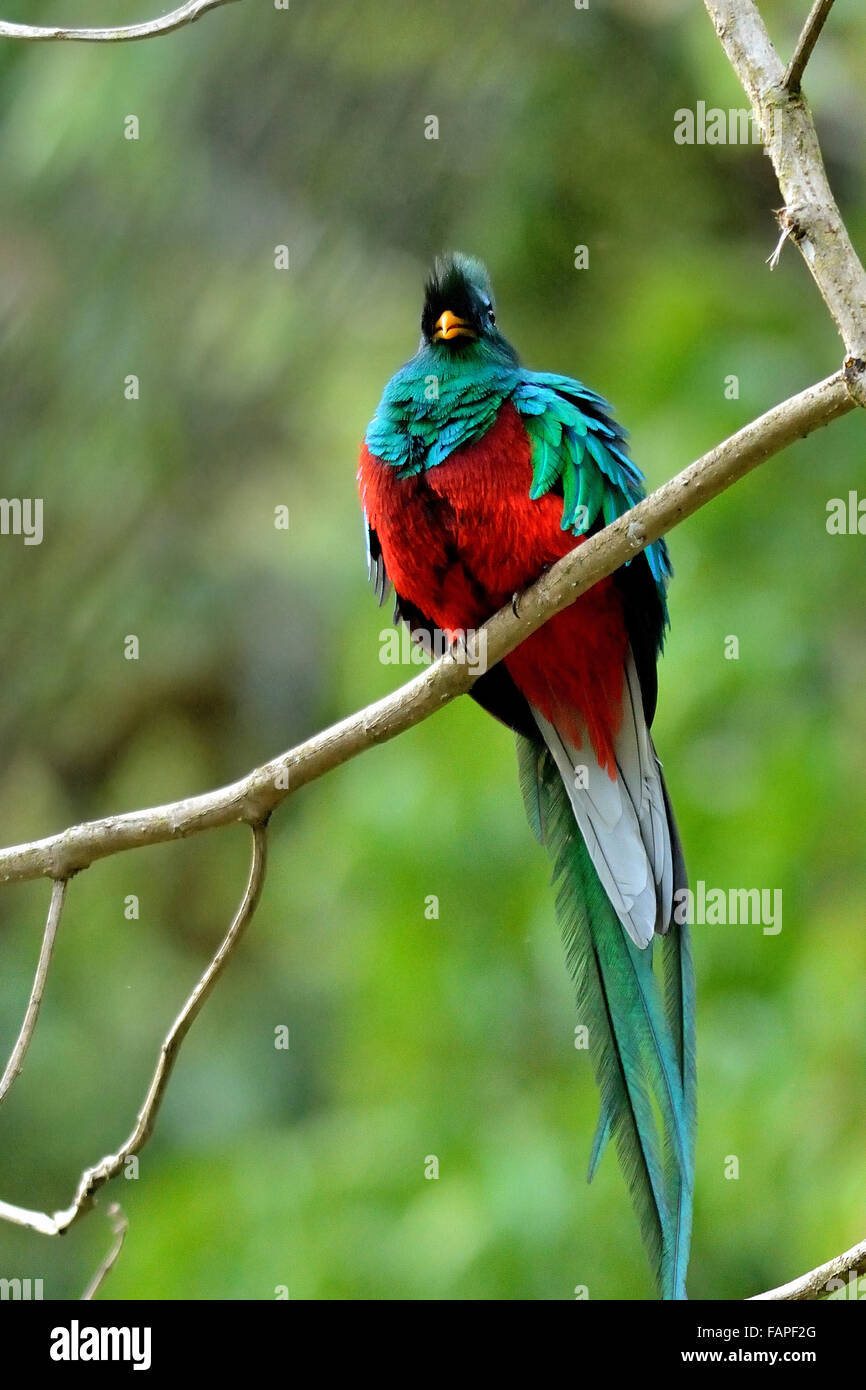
[{"left": 0, "top": 0, "right": 864, "bottom": 1300}]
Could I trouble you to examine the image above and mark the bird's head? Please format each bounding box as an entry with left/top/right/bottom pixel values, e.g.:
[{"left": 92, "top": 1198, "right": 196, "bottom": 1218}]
[{"left": 420, "top": 253, "right": 515, "bottom": 360}]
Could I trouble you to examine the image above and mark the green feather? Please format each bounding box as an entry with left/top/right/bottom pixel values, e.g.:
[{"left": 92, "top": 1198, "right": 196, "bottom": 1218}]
[
  {"left": 516, "top": 734, "right": 546, "bottom": 842},
  {"left": 575, "top": 460, "right": 603, "bottom": 534},
  {"left": 528, "top": 431, "right": 564, "bottom": 499},
  {"left": 659, "top": 919, "right": 697, "bottom": 1297},
  {"left": 517, "top": 734, "right": 695, "bottom": 1299},
  {"left": 587, "top": 1106, "right": 613, "bottom": 1182},
  {"left": 560, "top": 456, "right": 581, "bottom": 532}
]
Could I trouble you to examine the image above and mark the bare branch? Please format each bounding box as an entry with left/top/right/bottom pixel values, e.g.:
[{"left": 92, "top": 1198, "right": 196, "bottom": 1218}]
[
  {"left": 751, "top": 1234, "right": 866, "bottom": 1300},
  {"left": 705, "top": 0, "right": 866, "bottom": 1305},
  {"left": 0, "top": 0, "right": 241, "bottom": 45},
  {"left": 0, "top": 877, "right": 67, "bottom": 1106},
  {"left": 784, "top": 0, "right": 836, "bottom": 94},
  {"left": 704, "top": 0, "right": 866, "bottom": 362},
  {"left": 0, "top": 821, "right": 267, "bottom": 1237},
  {"left": 81, "top": 1203, "right": 129, "bottom": 1301},
  {"left": 0, "top": 369, "right": 857, "bottom": 891}
]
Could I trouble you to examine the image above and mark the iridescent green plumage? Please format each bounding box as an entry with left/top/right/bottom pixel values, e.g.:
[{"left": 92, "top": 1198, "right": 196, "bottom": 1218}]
[
  {"left": 517, "top": 735, "right": 696, "bottom": 1299},
  {"left": 364, "top": 256, "right": 671, "bottom": 606}
]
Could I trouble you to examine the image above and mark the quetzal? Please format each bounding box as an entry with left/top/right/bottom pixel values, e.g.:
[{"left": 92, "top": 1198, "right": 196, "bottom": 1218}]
[{"left": 357, "top": 254, "right": 695, "bottom": 1300}]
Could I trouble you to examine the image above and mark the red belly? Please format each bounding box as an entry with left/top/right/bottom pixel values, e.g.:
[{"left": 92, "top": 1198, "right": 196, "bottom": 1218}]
[{"left": 358, "top": 401, "right": 627, "bottom": 772}]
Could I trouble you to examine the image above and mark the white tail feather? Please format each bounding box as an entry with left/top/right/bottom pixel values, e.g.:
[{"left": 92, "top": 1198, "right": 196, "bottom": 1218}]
[{"left": 530, "top": 649, "right": 673, "bottom": 948}]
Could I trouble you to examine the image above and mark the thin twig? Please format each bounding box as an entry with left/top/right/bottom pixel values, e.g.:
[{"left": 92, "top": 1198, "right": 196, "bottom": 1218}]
[
  {"left": 81, "top": 1203, "right": 129, "bottom": 1300},
  {"left": 0, "top": 369, "right": 858, "bottom": 891},
  {"left": 0, "top": 878, "right": 67, "bottom": 1105},
  {"left": 0, "top": 0, "right": 241, "bottom": 45},
  {"left": 0, "top": 822, "right": 267, "bottom": 1236},
  {"left": 751, "top": 1234, "right": 866, "bottom": 1300},
  {"left": 784, "top": 0, "right": 836, "bottom": 94}
]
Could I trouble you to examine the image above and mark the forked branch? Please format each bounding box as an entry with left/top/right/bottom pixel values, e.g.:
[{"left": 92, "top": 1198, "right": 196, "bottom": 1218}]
[
  {"left": 0, "top": 822, "right": 267, "bottom": 1237},
  {"left": 705, "top": 0, "right": 866, "bottom": 363},
  {"left": 705, "top": 0, "right": 866, "bottom": 1302}
]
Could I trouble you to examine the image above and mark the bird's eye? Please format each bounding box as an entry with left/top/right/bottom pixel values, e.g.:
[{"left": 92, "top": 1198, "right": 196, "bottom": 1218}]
[{"left": 487, "top": 307, "right": 496, "bottom": 325}]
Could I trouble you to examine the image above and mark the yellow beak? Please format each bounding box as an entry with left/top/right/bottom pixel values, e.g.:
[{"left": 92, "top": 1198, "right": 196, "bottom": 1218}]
[{"left": 433, "top": 309, "right": 477, "bottom": 342}]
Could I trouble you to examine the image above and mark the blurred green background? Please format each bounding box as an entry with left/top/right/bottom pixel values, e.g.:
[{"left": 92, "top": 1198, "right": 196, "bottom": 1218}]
[{"left": 0, "top": 0, "right": 864, "bottom": 1301}]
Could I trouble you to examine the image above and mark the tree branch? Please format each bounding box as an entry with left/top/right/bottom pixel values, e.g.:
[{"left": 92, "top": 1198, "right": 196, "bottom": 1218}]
[
  {"left": 704, "top": 0, "right": 866, "bottom": 364},
  {"left": 2, "top": 369, "right": 856, "bottom": 1252},
  {"left": 706, "top": 0, "right": 866, "bottom": 1304},
  {"left": 783, "top": 0, "right": 836, "bottom": 94},
  {"left": 0, "top": 369, "right": 857, "bottom": 888},
  {"left": 0, "top": 0, "right": 241, "bottom": 45},
  {"left": 0, "top": 877, "right": 67, "bottom": 1105},
  {"left": 751, "top": 1234, "right": 866, "bottom": 1300},
  {"left": 81, "top": 1203, "right": 129, "bottom": 1301},
  {"left": 0, "top": 821, "right": 267, "bottom": 1237}
]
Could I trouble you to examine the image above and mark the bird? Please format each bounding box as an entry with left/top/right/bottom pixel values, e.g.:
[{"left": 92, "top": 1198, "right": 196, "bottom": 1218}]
[{"left": 357, "top": 253, "right": 695, "bottom": 1300}]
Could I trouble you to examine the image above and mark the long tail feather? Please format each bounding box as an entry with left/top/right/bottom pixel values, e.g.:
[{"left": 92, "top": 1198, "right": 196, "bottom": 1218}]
[
  {"left": 658, "top": 772, "right": 697, "bottom": 1298},
  {"left": 587, "top": 1107, "right": 613, "bottom": 1183},
  {"left": 517, "top": 733, "right": 696, "bottom": 1299}
]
